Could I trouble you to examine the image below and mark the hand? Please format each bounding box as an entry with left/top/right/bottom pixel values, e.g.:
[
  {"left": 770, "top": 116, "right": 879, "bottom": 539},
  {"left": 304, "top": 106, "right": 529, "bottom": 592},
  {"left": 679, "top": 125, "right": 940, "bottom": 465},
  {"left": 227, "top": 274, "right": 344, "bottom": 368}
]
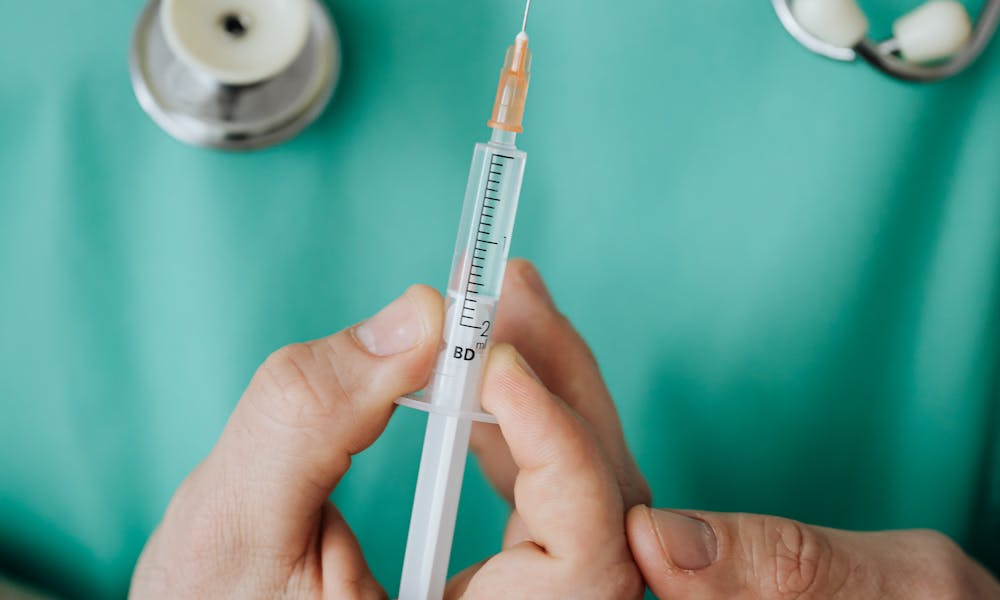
[
  {"left": 465, "top": 261, "right": 1000, "bottom": 600},
  {"left": 445, "top": 260, "right": 651, "bottom": 598},
  {"left": 627, "top": 506, "right": 1000, "bottom": 599},
  {"left": 130, "top": 261, "right": 646, "bottom": 600},
  {"left": 130, "top": 285, "right": 444, "bottom": 598}
]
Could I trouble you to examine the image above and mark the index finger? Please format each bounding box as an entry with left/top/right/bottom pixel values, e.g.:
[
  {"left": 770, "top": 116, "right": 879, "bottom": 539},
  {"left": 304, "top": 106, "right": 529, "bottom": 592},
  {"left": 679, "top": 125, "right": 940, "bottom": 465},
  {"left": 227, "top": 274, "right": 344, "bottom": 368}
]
[
  {"left": 481, "top": 344, "right": 626, "bottom": 560},
  {"left": 169, "top": 285, "right": 443, "bottom": 551},
  {"left": 474, "top": 259, "right": 650, "bottom": 509}
]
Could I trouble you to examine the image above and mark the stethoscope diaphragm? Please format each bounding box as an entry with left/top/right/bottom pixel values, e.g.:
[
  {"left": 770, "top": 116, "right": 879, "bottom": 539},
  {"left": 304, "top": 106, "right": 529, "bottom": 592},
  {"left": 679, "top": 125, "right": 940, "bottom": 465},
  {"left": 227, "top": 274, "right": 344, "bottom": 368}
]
[{"left": 129, "top": 0, "right": 339, "bottom": 150}]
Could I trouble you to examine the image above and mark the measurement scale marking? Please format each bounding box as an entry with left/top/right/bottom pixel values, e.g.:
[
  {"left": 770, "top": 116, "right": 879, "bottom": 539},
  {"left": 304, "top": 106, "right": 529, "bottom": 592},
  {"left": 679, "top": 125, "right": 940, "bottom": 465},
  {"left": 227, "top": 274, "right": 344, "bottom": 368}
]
[{"left": 460, "top": 153, "right": 511, "bottom": 329}]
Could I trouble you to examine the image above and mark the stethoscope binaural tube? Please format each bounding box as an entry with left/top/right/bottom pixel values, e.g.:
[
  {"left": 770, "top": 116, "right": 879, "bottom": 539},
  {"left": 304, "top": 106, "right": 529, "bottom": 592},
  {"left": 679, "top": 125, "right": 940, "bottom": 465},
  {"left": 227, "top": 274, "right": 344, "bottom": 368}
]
[{"left": 772, "top": 0, "right": 1000, "bottom": 82}]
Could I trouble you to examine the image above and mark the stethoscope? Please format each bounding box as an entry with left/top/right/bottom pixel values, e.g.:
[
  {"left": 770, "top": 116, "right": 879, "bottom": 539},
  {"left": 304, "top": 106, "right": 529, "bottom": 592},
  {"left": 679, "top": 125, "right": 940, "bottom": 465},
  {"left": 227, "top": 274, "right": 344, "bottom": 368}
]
[
  {"left": 130, "top": 0, "right": 1000, "bottom": 152},
  {"left": 773, "top": 0, "right": 1000, "bottom": 82},
  {"left": 129, "top": 0, "right": 340, "bottom": 151}
]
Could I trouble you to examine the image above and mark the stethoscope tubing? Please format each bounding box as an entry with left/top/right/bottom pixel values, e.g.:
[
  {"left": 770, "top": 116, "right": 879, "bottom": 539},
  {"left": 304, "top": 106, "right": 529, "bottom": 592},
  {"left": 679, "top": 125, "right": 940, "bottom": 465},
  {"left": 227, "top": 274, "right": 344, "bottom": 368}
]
[{"left": 772, "top": 0, "right": 1000, "bottom": 82}]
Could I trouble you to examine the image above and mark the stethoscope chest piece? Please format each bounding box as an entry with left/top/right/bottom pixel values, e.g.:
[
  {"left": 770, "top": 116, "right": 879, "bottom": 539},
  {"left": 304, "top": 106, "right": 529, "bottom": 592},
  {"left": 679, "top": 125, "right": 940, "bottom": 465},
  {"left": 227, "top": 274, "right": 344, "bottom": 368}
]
[{"left": 129, "top": 0, "right": 339, "bottom": 150}]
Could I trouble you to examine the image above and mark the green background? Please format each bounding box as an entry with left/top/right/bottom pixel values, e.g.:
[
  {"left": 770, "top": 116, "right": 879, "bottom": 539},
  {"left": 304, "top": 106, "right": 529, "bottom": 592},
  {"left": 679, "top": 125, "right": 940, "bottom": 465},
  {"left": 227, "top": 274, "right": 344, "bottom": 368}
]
[{"left": 1, "top": 0, "right": 998, "bottom": 597}]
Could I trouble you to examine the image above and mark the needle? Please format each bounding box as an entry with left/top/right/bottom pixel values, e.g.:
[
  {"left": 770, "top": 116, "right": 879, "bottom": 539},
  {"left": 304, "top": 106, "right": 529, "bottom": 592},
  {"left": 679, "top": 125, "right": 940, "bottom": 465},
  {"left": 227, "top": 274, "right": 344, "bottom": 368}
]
[{"left": 521, "top": 0, "right": 531, "bottom": 33}]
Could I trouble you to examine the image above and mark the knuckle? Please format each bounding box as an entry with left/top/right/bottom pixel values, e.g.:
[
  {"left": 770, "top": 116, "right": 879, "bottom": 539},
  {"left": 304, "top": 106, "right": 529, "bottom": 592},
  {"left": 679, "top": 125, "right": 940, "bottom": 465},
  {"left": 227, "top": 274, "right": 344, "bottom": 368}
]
[
  {"left": 748, "top": 516, "right": 833, "bottom": 599},
  {"left": 912, "top": 529, "right": 962, "bottom": 561},
  {"left": 258, "top": 342, "right": 355, "bottom": 426},
  {"left": 907, "top": 530, "right": 972, "bottom": 600},
  {"left": 262, "top": 343, "right": 317, "bottom": 396}
]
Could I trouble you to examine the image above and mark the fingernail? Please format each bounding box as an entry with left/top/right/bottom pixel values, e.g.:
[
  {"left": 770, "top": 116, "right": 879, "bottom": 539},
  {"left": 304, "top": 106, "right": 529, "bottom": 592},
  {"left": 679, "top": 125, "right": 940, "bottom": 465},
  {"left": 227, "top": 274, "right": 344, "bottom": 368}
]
[
  {"left": 354, "top": 292, "right": 424, "bottom": 356},
  {"left": 518, "top": 263, "right": 554, "bottom": 305},
  {"left": 647, "top": 508, "right": 718, "bottom": 571}
]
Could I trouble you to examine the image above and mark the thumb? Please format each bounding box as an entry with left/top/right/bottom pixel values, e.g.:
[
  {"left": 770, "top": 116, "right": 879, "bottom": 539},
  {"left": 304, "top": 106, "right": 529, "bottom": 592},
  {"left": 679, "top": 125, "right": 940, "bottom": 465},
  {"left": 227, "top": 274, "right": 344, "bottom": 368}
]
[
  {"left": 165, "top": 285, "right": 443, "bottom": 554},
  {"left": 626, "top": 506, "right": 853, "bottom": 599},
  {"left": 627, "top": 505, "right": 1000, "bottom": 599}
]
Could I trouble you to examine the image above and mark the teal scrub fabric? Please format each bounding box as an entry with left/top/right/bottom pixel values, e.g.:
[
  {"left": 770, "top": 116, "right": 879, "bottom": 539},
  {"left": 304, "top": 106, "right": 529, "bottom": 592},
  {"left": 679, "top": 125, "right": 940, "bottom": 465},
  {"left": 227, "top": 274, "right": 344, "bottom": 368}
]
[{"left": 2, "top": 0, "right": 999, "bottom": 597}]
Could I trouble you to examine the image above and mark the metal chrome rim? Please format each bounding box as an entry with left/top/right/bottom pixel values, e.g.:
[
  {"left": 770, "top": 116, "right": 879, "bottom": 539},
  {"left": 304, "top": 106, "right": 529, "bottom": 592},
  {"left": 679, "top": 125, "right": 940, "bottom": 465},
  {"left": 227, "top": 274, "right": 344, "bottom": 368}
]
[
  {"left": 770, "top": 0, "right": 857, "bottom": 61},
  {"left": 129, "top": 0, "right": 340, "bottom": 150},
  {"left": 771, "top": 0, "right": 1000, "bottom": 82}
]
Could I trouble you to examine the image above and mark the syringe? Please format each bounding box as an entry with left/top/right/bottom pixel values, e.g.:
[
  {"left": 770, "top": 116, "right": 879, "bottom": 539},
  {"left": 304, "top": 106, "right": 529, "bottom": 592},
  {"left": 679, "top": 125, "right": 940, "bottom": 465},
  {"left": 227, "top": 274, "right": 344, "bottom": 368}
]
[{"left": 395, "top": 4, "right": 533, "bottom": 599}]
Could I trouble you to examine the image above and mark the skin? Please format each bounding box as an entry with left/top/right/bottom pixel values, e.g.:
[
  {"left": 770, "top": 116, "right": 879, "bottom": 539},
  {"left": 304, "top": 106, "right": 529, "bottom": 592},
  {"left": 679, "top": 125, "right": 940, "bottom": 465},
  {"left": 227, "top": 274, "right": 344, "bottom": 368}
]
[{"left": 131, "top": 260, "right": 1000, "bottom": 599}]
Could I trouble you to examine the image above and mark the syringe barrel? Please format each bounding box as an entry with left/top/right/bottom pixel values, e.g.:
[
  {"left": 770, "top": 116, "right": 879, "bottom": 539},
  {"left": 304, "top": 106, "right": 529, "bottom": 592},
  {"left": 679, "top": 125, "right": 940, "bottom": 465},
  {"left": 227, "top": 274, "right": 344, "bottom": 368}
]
[{"left": 427, "top": 137, "right": 527, "bottom": 414}]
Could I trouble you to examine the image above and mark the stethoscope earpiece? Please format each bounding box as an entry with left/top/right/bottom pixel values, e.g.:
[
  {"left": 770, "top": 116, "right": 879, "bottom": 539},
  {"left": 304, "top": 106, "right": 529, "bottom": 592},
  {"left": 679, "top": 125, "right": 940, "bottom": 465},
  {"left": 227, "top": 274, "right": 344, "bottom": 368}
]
[
  {"left": 790, "top": 0, "right": 870, "bottom": 50},
  {"left": 892, "top": 1, "right": 973, "bottom": 63},
  {"left": 773, "top": 0, "right": 999, "bottom": 82},
  {"left": 129, "top": 0, "right": 340, "bottom": 150}
]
